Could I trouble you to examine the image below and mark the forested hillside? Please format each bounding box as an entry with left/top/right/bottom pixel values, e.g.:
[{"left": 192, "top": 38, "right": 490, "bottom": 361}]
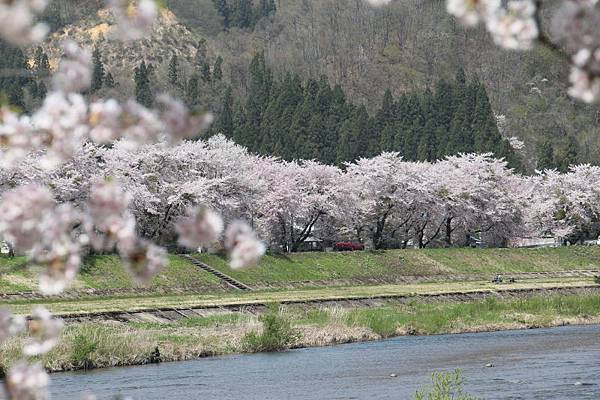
[
  {"left": 2, "top": 0, "right": 599, "bottom": 170},
  {"left": 213, "top": 53, "right": 518, "bottom": 166}
]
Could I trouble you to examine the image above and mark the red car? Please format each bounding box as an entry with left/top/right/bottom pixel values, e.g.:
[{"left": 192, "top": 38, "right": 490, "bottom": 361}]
[{"left": 334, "top": 241, "right": 365, "bottom": 251}]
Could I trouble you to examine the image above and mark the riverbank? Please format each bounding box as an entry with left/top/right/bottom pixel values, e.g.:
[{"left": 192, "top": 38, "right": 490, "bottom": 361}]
[{"left": 3, "top": 292, "right": 600, "bottom": 373}]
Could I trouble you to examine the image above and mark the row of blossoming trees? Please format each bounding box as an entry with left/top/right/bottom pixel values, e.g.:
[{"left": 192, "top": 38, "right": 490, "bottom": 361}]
[
  {"left": 3, "top": 134, "right": 598, "bottom": 256},
  {"left": 0, "top": 0, "right": 599, "bottom": 399}
]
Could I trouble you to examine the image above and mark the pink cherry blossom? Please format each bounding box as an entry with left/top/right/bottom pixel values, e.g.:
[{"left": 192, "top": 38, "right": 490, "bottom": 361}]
[
  {"left": 176, "top": 206, "right": 224, "bottom": 249},
  {"left": 4, "top": 361, "right": 49, "bottom": 400},
  {"left": 0, "top": 185, "right": 55, "bottom": 253},
  {"left": 119, "top": 239, "right": 168, "bottom": 282},
  {"left": 86, "top": 180, "right": 136, "bottom": 251},
  {"left": 108, "top": 0, "right": 158, "bottom": 41},
  {"left": 0, "top": 309, "right": 26, "bottom": 343},
  {"left": 23, "top": 306, "right": 63, "bottom": 356},
  {"left": 0, "top": 0, "right": 48, "bottom": 46},
  {"left": 52, "top": 41, "right": 93, "bottom": 93},
  {"left": 225, "top": 220, "right": 266, "bottom": 269}
]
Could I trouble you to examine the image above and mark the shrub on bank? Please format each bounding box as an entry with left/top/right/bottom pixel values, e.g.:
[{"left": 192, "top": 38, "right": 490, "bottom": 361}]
[
  {"left": 414, "top": 369, "right": 479, "bottom": 400},
  {"left": 242, "top": 309, "right": 300, "bottom": 352}
]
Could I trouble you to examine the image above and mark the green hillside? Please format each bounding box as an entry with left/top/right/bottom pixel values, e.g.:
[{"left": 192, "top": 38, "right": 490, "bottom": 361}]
[
  {"left": 2, "top": 0, "right": 598, "bottom": 170},
  {"left": 195, "top": 246, "right": 600, "bottom": 286},
  {"left": 0, "top": 255, "right": 222, "bottom": 294}
]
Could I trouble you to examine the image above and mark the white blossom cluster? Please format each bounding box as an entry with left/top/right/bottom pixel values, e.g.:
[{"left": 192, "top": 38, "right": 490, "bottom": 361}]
[
  {"left": 52, "top": 41, "right": 93, "bottom": 93},
  {"left": 447, "top": 0, "right": 500, "bottom": 27},
  {"left": 0, "top": 0, "right": 49, "bottom": 46},
  {"left": 0, "top": 185, "right": 79, "bottom": 294},
  {"left": 0, "top": 306, "right": 61, "bottom": 400},
  {"left": 224, "top": 221, "right": 266, "bottom": 270},
  {"left": 445, "top": 0, "right": 538, "bottom": 50},
  {"left": 120, "top": 238, "right": 167, "bottom": 282},
  {"left": 568, "top": 48, "right": 600, "bottom": 103},
  {"left": 175, "top": 208, "right": 266, "bottom": 269},
  {"left": 486, "top": 0, "right": 538, "bottom": 50},
  {"left": 85, "top": 180, "right": 136, "bottom": 250},
  {"left": 0, "top": 309, "right": 25, "bottom": 342},
  {"left": 176, "top": 207, "right": 224, "bottom": 249},
  {"left": 4, "top": 361, "right": 49, "bottom": 400},
  {"left": 108, "top": 0, "right": 158, "bottom": 40},
  {"left": 23, "top": 306, "right": 64, "bottom": 356}
]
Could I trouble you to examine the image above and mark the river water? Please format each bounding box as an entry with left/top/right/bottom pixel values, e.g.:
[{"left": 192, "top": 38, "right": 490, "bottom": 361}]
[{"left": 47, "top": 324, "right": 600, "bottom": 399}]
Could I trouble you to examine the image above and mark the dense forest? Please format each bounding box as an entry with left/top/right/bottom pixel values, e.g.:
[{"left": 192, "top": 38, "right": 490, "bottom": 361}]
[{"left": 211, "top": 53, "right": 518, "bottom": 166}]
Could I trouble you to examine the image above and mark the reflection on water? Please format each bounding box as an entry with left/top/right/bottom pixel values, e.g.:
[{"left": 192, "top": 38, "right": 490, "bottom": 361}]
[{"left": 47, "top": 324, "right": 600, "bottom": 400}]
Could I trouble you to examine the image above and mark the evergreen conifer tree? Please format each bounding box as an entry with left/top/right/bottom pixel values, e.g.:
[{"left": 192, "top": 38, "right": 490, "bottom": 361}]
[
  {"left": 212, "top": 0, "right": 231, "bottom": 28},
  {"left": 185, "top": 73, "right": 201, "bottom": 107},
  {"left": 195, "top": 39, "right": 208, "bottom": 66},
  {"left": 34, "top": 47, "right": 50, "bottom": 79},
  {"left": 536, "top": 140, "right": 556, "bottom": 170},
  {"left": 201, "top": 61, "right": 211, "bottom": 82},
  {"left": 231, "top": 0, "right": 253, "bottom": 28},
  {"left": 556, "top": 136, "right": 578, "bottom": 172},
  {"left": 104, "top": 72, "right": 115, "bottom": 88},
  {"left": 242, "top": 52, "right": 272, "bottom": 148},
  {"left": 0, "top": 41, "right": 30, "bottom": 111},
  {"left": 37, "top": 81, "right": 47, "bottom": 99},
  {"left": 134, "top": 61, "right": 153, "bottom": 107},
  {"left": 168, "top": 54, "right": 179, "bottom": 86},
  {"left": 213, "top": 56, "right": 223, "bottom": 81},
  {"left": 91, "top": 46, "right": 105, "bottom": 93},
  {"left": 216, "top": 86, "right": 234, "bottom": 136}
]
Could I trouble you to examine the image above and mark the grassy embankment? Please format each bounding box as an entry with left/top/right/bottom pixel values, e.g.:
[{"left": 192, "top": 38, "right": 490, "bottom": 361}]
[
  {"left": 0, "top": 255, "right": 223, "bottom": 294},
  {"left": 2, "top": 293, "right": 600, "bottom": 372},
  {"left": 2, "top": 246, "right": 599, "bottom": 297},
  {"left": 194, "top": 246, "right": 600, "bottom": 287},
  {"left": 0, "top": 246, "right": 598, "bottom": 316}
]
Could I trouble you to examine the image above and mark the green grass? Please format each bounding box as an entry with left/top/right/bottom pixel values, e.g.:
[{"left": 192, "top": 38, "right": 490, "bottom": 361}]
[
  {"left": 0, "top": 256, "right": 38, "bottom": 292},
  {"left": 129, "top": 313, "right": 250, "bottom": 330},
  {"left": 178, "top": 314, "right": 249, "bottom": 328},
  {"left": 79, "top": 255, "right": 221, "bottom": 289},
  {"left": 195, "top": 247, "right": 600, "bottom": 286},
  {"left": 345, "top": 294, "right": 600, "bottom": 337},
  {"left": 0, "top": 255, "right": 222, "bottom": 294}
]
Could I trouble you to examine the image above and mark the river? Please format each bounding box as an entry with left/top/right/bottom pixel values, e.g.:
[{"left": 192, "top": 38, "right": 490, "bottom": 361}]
[{"left": 47, "top": 324, "right": 600, "bottom": 399}]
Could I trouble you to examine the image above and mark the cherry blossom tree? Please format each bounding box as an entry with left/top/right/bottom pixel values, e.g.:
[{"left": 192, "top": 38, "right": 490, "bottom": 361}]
[
  {"left": 431, "top": 153, "right": 525, "bottom": 246},
  {"left": 523, "top": 164, "right": 600, "bottom": 241},
  {"left": 256, "top": 160, "right": 341, "bottom": 252},
  {"left": 337, "top": 153, "right": 428, "bottom": 249}
]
